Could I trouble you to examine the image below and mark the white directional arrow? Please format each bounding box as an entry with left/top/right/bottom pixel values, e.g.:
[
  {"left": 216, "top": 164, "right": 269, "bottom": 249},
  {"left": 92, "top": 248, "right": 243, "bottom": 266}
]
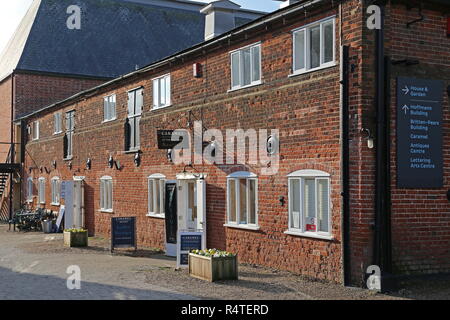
[
  {"left": 402, "top": 104, "right": 409, "bottom": 115},
  {"left": 402, "top": 85, "right": 409, "bottom": 95}
]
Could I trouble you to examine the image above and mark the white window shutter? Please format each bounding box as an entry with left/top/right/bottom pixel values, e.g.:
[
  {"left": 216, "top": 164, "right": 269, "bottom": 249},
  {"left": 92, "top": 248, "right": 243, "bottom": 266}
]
[{"left": 159, "top": 179, "right": 165, "bottom": 214}]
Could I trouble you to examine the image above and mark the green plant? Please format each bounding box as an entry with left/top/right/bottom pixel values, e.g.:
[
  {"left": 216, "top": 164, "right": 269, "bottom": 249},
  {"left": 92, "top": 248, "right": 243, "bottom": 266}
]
[
  {"left": 191, "top": 248, "right": 235, "bottom": 258},
  {"left": 64, "top": 228, "right": 87, "bottom": 233}
]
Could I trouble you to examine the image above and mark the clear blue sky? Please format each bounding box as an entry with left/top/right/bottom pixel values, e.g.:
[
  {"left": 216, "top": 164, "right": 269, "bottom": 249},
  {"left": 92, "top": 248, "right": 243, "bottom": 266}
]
[{"left": 0, "top": 1, "right": 280, "bottom": 55}]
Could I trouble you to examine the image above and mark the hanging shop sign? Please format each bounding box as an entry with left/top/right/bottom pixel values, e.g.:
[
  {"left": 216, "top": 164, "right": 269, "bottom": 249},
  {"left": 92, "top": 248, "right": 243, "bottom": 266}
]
[
  {"left": 396, "top": 77, "right": 444, "bottom": 188},
  {"left": 111, "top": 217, "right": 137, "bottom": 252},
  {"left": 176, "top": 230, "right": 203, "bottom": 268},
  {"left": 157, "top": 130, "right": 184, "bottom": 149}
]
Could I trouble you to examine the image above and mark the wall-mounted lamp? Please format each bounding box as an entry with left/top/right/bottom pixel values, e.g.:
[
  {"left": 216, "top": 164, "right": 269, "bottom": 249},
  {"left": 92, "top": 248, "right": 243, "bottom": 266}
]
[
  {"left": 279, "top": 196, "right": 285, "bottom": 206},
  {"left": 86, "top": 158, "right": 92, "bottom": 170},
  {"left": 134, "top": 153, "right": 141, "bottom": 167},
  {"left": 167, "top": 149, "right": 173, "bottom": 162},
  {"left": 52, "top": 160, "right": 57, "bottom": 169},
  {"left": 68, "top": 161, "right": 72, "bottom": 170},
  {"left": 39, "top": 166, "right": 43, "bottom": 173},
  {"left": 267, "top": 135, "right": 279, "bottom": 155},
  {"left": 361, "top": 128, "right": 374, "bottom": 149},
  {"left": 108, "top": 155, "right": 114, "bottom": 168}
]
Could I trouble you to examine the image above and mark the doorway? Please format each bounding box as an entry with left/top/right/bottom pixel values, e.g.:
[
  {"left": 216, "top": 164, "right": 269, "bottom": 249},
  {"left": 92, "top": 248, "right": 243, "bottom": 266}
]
[{"left": 165, "top": 181, "right": 177, "bottom": 257}]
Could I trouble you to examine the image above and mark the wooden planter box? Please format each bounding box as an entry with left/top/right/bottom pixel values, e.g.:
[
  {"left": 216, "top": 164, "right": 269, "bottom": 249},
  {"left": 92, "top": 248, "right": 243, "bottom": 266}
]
[
  {"left": 189, "top": 253, "right": 238, "bottom": 282},
  {"left": 64, "top": 230, "right": 88, "bottom": 247}
]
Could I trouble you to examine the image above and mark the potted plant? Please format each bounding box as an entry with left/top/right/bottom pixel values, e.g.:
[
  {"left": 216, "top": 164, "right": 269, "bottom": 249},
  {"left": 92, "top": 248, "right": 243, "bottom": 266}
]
[
  {"left": 189, "top": 249, "right": 238, "bottom": 282},
  {"left": 64, "top": 228, "right": 88, "bottom": 247}
]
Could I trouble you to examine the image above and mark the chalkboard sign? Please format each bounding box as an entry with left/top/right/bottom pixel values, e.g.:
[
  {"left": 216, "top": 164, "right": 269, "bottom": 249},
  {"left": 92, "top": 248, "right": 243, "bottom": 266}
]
[
  {"left": 157, "top": 130, "right": 184, "bottom": 149},
  {"left": 176, "top": 231, "right": 203, "bottom": 268},
  {"left": 111, "top": 217, "right": 137, "bottom": 252},
  {"left": 397, "top": 77, "right": 444, "bottom": 188}
]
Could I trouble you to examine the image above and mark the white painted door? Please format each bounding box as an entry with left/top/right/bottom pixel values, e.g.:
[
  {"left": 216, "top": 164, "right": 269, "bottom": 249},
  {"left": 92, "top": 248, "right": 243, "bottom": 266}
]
[{"left": 196, "top": 179, "right": 207, "bottom": 249}]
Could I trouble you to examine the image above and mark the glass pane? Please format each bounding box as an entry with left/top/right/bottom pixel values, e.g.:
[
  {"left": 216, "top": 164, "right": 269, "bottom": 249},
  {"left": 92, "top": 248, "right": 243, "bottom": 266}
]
[
  {"left": 136, "top": 89, "right": 143, "bottom": 115},
  {"left": 135, "top": 116, "right": 141, "bottom": 148},
  {"left": 149, "top": 179, "right": 153, "bottom": 212},
  {"left": 310, "top": 26, "right": 320, "bottom": 68},
  {"left": 111, "top": 95, "right": 116, "bottom": 119},
  {"left": 304, "top": 178, "right": 316, "bottom": 231},
  {"left": 188, "top": 182, "right": 197, "bottom": 222},
  {"left": 153, "top": 79, "right": 159, "bottom": 108},
  {"left": 317, "top": 179, "right": 329, "bottom": 232},
  {"left": 160, "top": 78, "right": 166, "bottom": 106},
  {"left": 239, "top": 179, "right": 247, "bottom": 224},
  {"left": 229, "top": 179, "right": 236, "bottom": 222},
  {"left": 291, "top": 179, "right": 300, "bottom": 229},
  {"left": 108, "top": 180, "right": 112, "bottom": 210},
  {"left": 155, "top": 180, "right": 160, "bottom": 214},
  {"left": 294, "top": 30, "right": 305, "bottom": 70},
  {"left": 242, "top": 48, "right": 251, "bottom": 86},
  {"left": 100, "top": 181, "right": 104, "bottom": 209},
  {"left": 231, "top": 52, "right": 240, "bottom": 88},
  {"left": 251, "top": 46, "right": 260, "bottom": 82},
  {"left": 104, "top": 98, "right": 109, "bottom": 120},
  {"left": 249, "top": 179, "right": 256, "bottom": 224},
  {"left": 165, "top": 76, "right": 171, "bottom": 105},
  {"left": 323, "top": 22, "right": 333, "bottom": 63}
]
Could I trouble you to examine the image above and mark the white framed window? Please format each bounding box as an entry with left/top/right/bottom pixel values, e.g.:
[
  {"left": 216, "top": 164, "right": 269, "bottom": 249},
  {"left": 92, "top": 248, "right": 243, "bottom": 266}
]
[
  {"left": 292, "top": 17, "right": 335, "bottom": 74},
  {"left": 27, "top": 177, "right": 33, "bottom": 202},
  {"left": 65, "top": 110, "right": 75, "bottom": 159},
  {"left": 152, "top": 74, "right": 171, "bottom": 109},
  {"left": 103, "top": 94, "right": 116, "bottom": 122},
  {"left": 54, "top": 113, "right": 62, "bottom": 134},
  {"left": 38, "top": 177, "right": 45, "bottom": 204},
  {"left": 32, "top": 121, "right": 39, "bottom": 140},
  {"left": 230, "top": 42, "right": 261, "bottom": 90},
  {"left": 225, "top": 171, "right": 258, "bottom": 230},
  {"left": 126, "top": 88, "right": 143, "bottom": 151},
  {"left": 100, "top": 176, "right": 113, "bottom": 212},
  {"left": 147, "top": 174, "right": 166, "bottom": 218},
  {"left": 51, "top": 177, "right": 60, "bottom": 205},
  {"left": 286, "top": 170, "right": 331, "bottom": 239}
]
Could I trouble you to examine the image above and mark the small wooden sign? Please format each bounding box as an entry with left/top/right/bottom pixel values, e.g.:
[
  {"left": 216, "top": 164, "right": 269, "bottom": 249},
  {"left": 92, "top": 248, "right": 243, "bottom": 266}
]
[{"left": 111, "top": 217, "right": 137, "bottom": 252}]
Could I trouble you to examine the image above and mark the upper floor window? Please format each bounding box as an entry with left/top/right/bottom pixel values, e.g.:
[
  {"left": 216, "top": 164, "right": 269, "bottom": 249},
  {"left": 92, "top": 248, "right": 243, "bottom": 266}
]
[
  {"left": 230, "top": 43, "right": 261, "bottom": 90},
  {"left": 38, "top": 177, "right": 45, "bottom": 204},
  {"left": 100, "top": 176, "right": 113, "bottom": 212},
  {"left": 125, "top": 88, "right": 143, "bottom": 151},
  {"left": 27, "top": 177, "right": 33, "bottom": 202},
  {"left": 64, "top": 110, "right": 75, "bottom": 159},
  {"left": 54, "top": 113, "right": 62, "bottom": 134},
  {"left": 226, "top": 171, "right": 258, "bottom": 229},
  {"left": 103, "top": 94, "right": 116, "bottom": 122},
  {"left": 148, "top": 174, "right": 166, "bottom": 218},
  {"left": 51, "top": 177, "right": 61, "bottom": 205},
  {"left": 32, "top": 121, "right": 39, "bottom": 140},
  {"left": 292, "top": 17, "right": 335, "bottom": 74},
  {"left": 152, "top": 75, "right": 171, "bottom": 109},
  {"left": 287, "top": 170, "right": 331, "bottom": 238}
]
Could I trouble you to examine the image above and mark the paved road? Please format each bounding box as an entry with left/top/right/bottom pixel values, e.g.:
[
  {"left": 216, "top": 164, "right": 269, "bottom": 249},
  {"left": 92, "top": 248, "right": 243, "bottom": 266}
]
[{"left": 0, "top": 225, "right": 197, "bottom": 300}]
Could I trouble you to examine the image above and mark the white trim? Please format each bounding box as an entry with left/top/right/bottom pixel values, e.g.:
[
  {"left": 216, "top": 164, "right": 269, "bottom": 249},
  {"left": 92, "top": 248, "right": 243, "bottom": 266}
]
[
  {"left": 229, "top": 41, "right": 261, "bottom": 55},
  {"left": 287, "top": 169, "right": 330, "bottom": 178},
  {"left": 152, "top": 74, "right": 171, "bottom": 110},
  {"left": 284, "top": 230, "right": 333, "bottom": 241},
  {"left": 227, "top": 80, "right": 263, "bottom": 93},
  {"left": 229, "top": 42, "right": 262, "bottom": 91},
  {"left": 291, "top": 15, "right": 337, "bottom": 33},
  {"left": 100, "top": 176, "right": 113, "bottom": 212},
  {"left": 148, "top": 173, "right": 166, "bottom": 179},
  {"left": 288, "top": 62, "right": 336, "bottom": 78},
  {"left": 38, "top": 177, "right": 45, "bottom": 204},
  {"left": 146, "top": 213, "right": 165, "bottom": 219},
  {"left": 227, "top": 171, "right": 257, "bottom": 178},
  {"left": 223, "top": 223, "right": 260, "bottom": 231}
]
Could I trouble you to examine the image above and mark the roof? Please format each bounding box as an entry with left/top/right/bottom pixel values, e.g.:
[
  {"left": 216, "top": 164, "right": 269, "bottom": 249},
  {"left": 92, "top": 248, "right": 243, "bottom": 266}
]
[{"left": 0, "top": 0, "right": 263, "bottom": 81}]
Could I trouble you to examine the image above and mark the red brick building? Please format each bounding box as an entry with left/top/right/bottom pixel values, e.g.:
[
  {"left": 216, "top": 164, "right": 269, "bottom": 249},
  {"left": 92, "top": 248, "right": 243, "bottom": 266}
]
[{"left": 14, "top": 0, "right": 450, "bottom": 287}]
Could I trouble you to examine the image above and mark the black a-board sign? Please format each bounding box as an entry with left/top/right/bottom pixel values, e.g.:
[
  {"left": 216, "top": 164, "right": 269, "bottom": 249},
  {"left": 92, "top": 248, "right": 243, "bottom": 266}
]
[
  {"left": 157, "top": 130, "right": 184, "bottom": 149},
  {"left": 397, "top": 77, "right": 444, "bottom": 188},
  {"left": 111, "top": 217, "right": 137, "bottom": 252}
]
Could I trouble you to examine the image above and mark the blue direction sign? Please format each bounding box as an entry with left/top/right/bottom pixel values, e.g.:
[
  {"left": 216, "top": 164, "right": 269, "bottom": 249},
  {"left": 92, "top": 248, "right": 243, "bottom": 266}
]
[
  {"left": 111, "top": 217, "right": 137, "bottom": 252},
  {"left": 397, "top": 77, "right": 444, "bottom": 188}
]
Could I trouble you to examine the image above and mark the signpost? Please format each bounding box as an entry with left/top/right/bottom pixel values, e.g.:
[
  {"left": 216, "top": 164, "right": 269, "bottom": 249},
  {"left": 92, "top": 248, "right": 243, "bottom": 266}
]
[
  {"left": 176, "top": 230, "right": 203, "bottom": 268},
  {"left": 396, "top": 77, "right": 444, "bottom": 188},
  {"left": 111, "top": 217, "right": 137, "bottom": 253},
  {"left": 55, "top": 206, "right": 65, "bottom": 233}
]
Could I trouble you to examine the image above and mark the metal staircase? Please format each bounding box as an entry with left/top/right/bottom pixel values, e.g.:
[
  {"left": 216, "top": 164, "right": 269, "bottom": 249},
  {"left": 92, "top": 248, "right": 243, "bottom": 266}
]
[{"left": 0, "top": 145, "right": 20, "bottom": 223}]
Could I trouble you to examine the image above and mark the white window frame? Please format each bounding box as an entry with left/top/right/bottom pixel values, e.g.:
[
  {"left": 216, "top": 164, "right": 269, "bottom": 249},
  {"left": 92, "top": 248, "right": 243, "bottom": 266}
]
[
  {"left": 54, "top": 113, "right": 62, "bottom": 134},
  {"left": 38, "top": 177, "right": 45, "bottom": 204},
  {"left": 229, "top": 42, "right": 262, "bottom": 91},
  {"left": 32, "top": 121, "right": 39, "bottom": 140},
  {"left": 224, "top": 171, "right": 259, "bottom": 231},
  {"left": 127, "top": 88, "right": 143, "bottom": 151},
  {"left": 152, "top": 74, "right": 171, "bottom": 110},
  {"left": 147, "top": 174, "right": 166, "bottom": 218},
  {"left": 103, "top": 94, "right": 117, "bottom": 122},
  {"left": 27, "top": 177, "right": 33, "bottom": 202},
  {"left": 65, "top": 110, "right": 75, "bottom": 159},
  {"left": 51, "top": 177, "right": 61, "bottom": 206},
  {"left": 100, "top": 176, "right": 113, "bottom": 212},
  {"left": 291, "top": 17, "right": 336, "bottom": 76},
  {"left": 285, "top": 170, "right": 332, "bottom": 240}
]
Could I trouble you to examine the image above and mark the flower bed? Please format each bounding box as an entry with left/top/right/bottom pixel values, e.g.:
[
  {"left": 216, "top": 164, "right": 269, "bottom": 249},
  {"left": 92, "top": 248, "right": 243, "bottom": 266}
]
[
  {"left": 189, "top": 249, "right": 238, "bottom": 282},
  {"left": 64, "top": 229, "right": 88, "bottom": 247}
]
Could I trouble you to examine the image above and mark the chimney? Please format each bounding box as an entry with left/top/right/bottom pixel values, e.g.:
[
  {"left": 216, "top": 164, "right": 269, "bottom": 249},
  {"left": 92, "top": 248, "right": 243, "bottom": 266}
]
[
  {"left": 275, "top": 0, "right": 300, "bottom": 9},
  {"left": 200, "top": 0, "right": 241, "bottom": 41}
]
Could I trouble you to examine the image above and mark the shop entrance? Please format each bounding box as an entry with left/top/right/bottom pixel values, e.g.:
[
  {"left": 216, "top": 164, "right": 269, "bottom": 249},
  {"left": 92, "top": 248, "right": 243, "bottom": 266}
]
[
  {"left": 165, "top": 181, "right": 178, "bottom": 256},
  {"left": 64, "top": 177, "right": 85, "bottom": 229}
]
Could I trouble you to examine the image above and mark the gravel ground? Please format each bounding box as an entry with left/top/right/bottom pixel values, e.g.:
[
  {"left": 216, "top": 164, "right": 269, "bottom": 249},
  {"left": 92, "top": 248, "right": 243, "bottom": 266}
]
[{"left": 1, "top": 225, "right": 449, "bottom": 300}]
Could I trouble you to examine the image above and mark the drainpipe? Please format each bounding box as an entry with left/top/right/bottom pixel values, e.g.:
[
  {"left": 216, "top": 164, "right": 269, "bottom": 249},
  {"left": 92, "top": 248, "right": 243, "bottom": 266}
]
[
  {"left": 9, "top": 72, "right": 15, "bottom": 223},
  {"left": 373, "top": 2, "right": 394, "bottom": 291}
]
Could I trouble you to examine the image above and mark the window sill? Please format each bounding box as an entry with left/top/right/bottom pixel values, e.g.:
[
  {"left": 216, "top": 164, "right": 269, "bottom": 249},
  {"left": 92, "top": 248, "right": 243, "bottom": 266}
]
[
  {"left": 63, "top": 156, "right": 73, "bottom": 161},
  {"left": 125, "top": 149, "right": 140, "bottom": 154},
  {"left": 26, "top": 200, "right": 33, "bottom": 203},
  {"left": 102, "top": 118, "right": 117, "bottom": 124},
  {"left": 50, "top": 203, "right": 60, "bottom": 206},
  {"left": 53, "top": 131, "right": 63, "bottom": 135},
  {"left": 152, "top": 104, "right": 172, "bottom": 111},
  {"left": 99, "top": 209, "right": 114, "bottom": 214},
  {"left": 288, "top": 62, "right": 337, "bottom": 78},
  {"left": 284, "top": 230, "right": 333, "bottom": 241},
  {"left": 146, "top": 213, "right": 165, "bottom": 219},
  {"left": 227, "top": 81, "right": 263, "bottom": 93},
  {"left": 223, "top": 223, "right": 260, "bottom": 231}
]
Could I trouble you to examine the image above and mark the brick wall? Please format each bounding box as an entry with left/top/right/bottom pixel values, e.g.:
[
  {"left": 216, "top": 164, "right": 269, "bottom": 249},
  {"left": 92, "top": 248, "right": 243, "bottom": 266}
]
[{"left": 0, "top": 78, "right": 12, "bottom": 162}]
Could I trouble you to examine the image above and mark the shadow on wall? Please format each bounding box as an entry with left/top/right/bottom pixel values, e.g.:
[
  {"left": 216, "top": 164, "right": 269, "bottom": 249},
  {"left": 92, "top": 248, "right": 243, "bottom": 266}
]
[{"left": 0, "top": 265, "right": 195, "bottom": 300}]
